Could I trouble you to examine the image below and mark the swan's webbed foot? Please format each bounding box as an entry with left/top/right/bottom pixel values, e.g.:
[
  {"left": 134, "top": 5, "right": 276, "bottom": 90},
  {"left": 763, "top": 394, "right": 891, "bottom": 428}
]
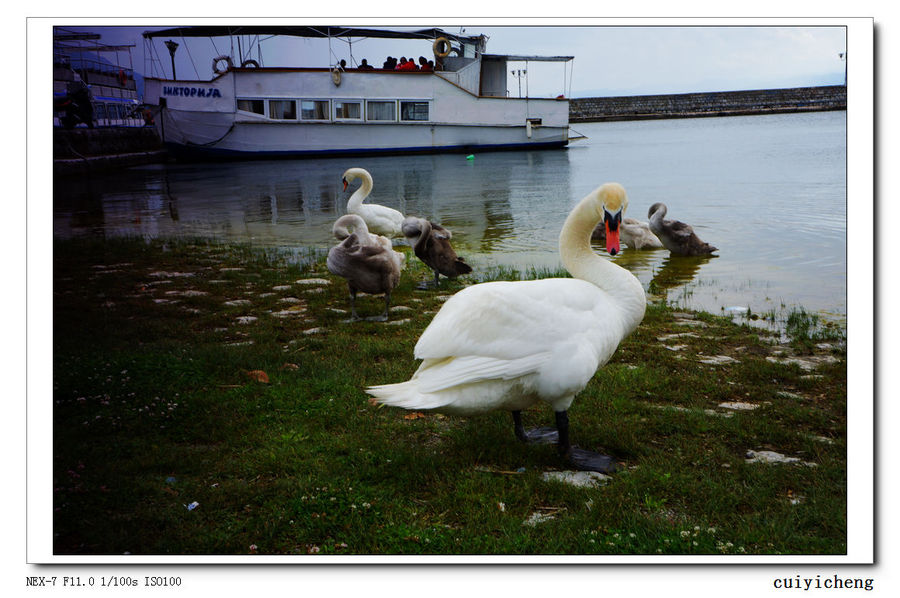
[
  {"left": 512, "top": 410, "right": 618, "bottom": 473},
  {"left": 512, "top": 411, "right": 558, "bottom": 444},
  {"left": 519, "top": 427, "right": 560, "bottom": 444},
  {"left": 415, "top": 271, "right": 445, "bottom": 290},
  {"left": 415, "top": 277, "right": 442, "bottom": 290},
  {"left": 554, "top": 410, "right": 617, "bottom": 473},
  {"left": 562, "top": 447, "right": 617, "bottom": 474}
]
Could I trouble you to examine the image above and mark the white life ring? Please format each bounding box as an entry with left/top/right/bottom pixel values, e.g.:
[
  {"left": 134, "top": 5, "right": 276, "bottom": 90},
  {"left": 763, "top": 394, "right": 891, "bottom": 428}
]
[
  {"left": 433, "top": 37, "right": 451, "bottom": 59},
  {"left": 331, "top": 67, "right": 342, "bottom": 86},
  {"left": 240, "top": 59, "right": 260, "bottom": 68},
  {"left": 212, "top": 55, "right": 234, "bottom": 74}
]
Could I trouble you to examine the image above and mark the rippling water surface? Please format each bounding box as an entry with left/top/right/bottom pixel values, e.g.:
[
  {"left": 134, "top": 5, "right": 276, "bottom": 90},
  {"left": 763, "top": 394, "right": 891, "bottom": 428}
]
[{"left": 54, "top": 111, "right": 847, "bottom": 324}]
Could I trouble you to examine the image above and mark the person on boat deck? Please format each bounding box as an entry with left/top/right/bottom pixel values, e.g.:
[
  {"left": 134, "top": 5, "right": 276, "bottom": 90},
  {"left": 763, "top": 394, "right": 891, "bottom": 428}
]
[
  {"left": 383, "top": 56, "right": 397, "bottom": 69},
  {"left": 358, "top": 58, "right": 375, "bottom": 70},
  {"left": 419, "top": 57, "right": 433, "bottom": 72},
  {"left": 339, "top": 59, "right": 347, "bottom": 71},
  {"left": 397, "top": 57, "right": 418, "bottom": 71}
]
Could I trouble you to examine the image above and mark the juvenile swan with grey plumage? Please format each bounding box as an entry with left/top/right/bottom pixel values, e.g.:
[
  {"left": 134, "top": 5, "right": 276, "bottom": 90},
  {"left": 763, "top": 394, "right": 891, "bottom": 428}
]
[
  {"left": 367, "top": 183, "right": 646, "bottom": 473},
  {"left": 327, "top": 214, "right": 405, "bottom": 321},
  {"left": 647, "top": 202, "right": 717, "bottom": 256},
  {"left": 401, "top": 216, "right": 472, "bottom": 286}
]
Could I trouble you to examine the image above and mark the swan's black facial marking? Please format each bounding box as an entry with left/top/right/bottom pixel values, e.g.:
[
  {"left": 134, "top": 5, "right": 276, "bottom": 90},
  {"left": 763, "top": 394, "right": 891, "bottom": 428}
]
[
  {"left": 604, "top": 209, "right": 622, "bottom": 232},
  {"left": 342, "top": 178, "right": 349, "bottom": 191}
]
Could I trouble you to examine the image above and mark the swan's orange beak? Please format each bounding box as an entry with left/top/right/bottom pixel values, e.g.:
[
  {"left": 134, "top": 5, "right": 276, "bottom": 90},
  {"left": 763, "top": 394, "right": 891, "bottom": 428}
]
[
  {"left": 604, "top": 210, "right": 621, "bottom": 256},
  {"left": 342, "top": 178, "right": 348, "bottom": 191}
]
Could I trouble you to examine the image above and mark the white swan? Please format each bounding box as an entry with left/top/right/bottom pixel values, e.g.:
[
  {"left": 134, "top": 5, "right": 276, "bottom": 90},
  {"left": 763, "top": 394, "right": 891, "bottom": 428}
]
[
  {"left": 343, "top": 167, "right": 405, "bottom": 238},
  {"left": 401, "top": 216, "right": 472, "bottom": 287},
  {"left": 367, "top": 183, "right": 646, "bottom": 472},
  {"left": 327, "top": 214, "right": 405, "bottom": 321},
  {"left": 647, "top": 202, "right": 717, "bottom": 256},
  {"left": 592, "top": 217, "right": 664, "bottom": 250}
]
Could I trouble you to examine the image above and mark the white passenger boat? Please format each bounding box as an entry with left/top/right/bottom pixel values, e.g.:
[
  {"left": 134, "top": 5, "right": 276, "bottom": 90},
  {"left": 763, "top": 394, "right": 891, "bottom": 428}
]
[{"left": 140, "top": 26, "right": 574, "bottom": 160}]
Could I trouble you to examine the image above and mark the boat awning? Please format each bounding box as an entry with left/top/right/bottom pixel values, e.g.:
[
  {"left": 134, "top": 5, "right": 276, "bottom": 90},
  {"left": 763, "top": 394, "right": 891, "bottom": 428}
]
[
  {"left": 141, "top": 25, "right": 481, "bottom": 45},
  {"left": 482, "top": 54, "right": 573, "bottom": 62},
  {"left": 56, "top": 44, "right": 137, "bottom": 53}
]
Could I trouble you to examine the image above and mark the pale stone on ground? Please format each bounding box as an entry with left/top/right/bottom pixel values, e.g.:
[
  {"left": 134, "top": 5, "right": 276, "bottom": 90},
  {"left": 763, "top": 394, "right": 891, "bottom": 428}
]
[
  {"left": 295, "top": 278, "right": 331, "bottom": 285},
  {"left": 745, "top": 450, "right": 816, "bottom": 467},
  {"left": 541, "top": 470, "right": 611, "bottom": 488}
]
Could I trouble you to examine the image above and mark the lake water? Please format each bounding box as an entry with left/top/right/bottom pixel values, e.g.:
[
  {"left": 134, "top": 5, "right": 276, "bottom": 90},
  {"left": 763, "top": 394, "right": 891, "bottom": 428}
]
[{"left": 54, "top": 111, "right": 847, "bottom": 326}]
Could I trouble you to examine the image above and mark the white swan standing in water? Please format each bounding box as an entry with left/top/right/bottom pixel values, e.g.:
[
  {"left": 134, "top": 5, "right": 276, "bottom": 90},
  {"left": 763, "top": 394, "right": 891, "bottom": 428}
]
[
  {"left": 367, "top": 183, "right": 646, "bottom": 473},
  {"left": 401, "top": 216, "right": 472, "bottom": 287},
  {"left": 342, "top": 168, "right": 405, "bottom": 238},
  {"left": 592, "top": 217, "right": 664, "bottom": 250},
  {"left": 647, "top": 202, "right": 717, "bottom": 256},
  {"left": 327, "top": 214, "right": 405, "bottom": 321}
]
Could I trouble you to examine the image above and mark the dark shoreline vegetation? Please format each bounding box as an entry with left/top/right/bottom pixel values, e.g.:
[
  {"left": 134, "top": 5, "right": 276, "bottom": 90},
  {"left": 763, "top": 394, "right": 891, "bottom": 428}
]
[{"left": 53, "top": 237, "right": 846, "bottom": 556}]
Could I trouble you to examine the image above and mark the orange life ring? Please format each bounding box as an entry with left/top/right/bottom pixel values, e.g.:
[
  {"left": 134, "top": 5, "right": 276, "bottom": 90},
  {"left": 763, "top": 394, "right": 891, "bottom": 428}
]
[
  {"left": 241, "top": 59, "right": 260, "bottom": 68},
  {"left": 433, "top": 37, "right": 451, "bottom": 59}
]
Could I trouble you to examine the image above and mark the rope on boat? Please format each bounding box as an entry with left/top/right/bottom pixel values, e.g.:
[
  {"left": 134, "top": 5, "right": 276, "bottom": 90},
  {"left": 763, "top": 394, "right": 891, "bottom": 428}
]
[{"left": 163, "top": 105, "right": 237, "bottom": 147}]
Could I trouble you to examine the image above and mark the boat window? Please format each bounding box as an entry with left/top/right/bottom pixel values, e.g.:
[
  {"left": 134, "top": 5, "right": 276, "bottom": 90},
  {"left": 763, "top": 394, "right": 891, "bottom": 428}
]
[
  {"left": 301, "top": 100, "right": 329, "bottom": 120},
  {"left": 268, "top": 99, "right": 297, "bottom": 120},
  {"left": 366, "top": 100, "right": 396, "bottom": 121},
  {"left": 237, "top": 98, "right": 265, "bottom": 115},
  {"left": 334, "top": 101, "right": 362, "bottom": 120},
  {"left": 400, "top": 101, "right": 429, "bottom": 121}
]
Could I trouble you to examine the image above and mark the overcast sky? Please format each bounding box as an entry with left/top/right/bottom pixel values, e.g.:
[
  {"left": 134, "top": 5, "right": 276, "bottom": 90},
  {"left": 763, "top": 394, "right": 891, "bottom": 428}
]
[{"left": 60, "top": 23, "right": 847, "bottom": 98}]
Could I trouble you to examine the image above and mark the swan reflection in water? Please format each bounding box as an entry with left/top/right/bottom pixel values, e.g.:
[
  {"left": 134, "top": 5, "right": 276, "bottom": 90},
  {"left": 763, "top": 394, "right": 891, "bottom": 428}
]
[{"left": 646, "top": 254, "right": 717, "bottom": 299}]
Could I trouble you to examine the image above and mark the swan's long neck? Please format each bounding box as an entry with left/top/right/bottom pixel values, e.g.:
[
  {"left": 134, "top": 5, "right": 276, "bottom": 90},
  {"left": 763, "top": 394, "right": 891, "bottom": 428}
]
[
  {"left": 559, "top": 195, "right": 646, "bottom": 331},
  {"left": 346, "top": 172, "right": 373, "bottom": 211},
  {"left": 334, "top": 214, "right": 373, "bottom": 244},
  {"left": 412, "top": 219, "right": 432, "bottom": 253},
  {"left": 648, "top": 203, "right": 666, "bottom": 228}
]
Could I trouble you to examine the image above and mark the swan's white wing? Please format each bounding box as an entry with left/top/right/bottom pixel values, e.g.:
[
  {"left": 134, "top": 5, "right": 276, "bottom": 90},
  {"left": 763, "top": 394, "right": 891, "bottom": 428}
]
[
  {"left": 413, "top": 353, "right": 551, "bottom": 393},
  {"left": 355, "top": 204, "right": 404, "bottom": 237},
  {"left": 415, "top": 278, "right": 618, "bottom": 362}
]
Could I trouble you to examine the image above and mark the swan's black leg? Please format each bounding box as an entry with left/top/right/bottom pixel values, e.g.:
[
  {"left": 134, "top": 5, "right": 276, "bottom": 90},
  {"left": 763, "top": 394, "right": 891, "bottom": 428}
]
[
  {"left": 415, "top": 271, "right": 440, "bottom": 290},
  {"left": 511, "top": 411, "right": 558, "bottom": 444},
  {"left": 512, "top": 410, "right": 528, "bottom": 442},
  {"left": 555, "top": 410, "right": 617, "bottom": 473},
  {"left": 376, "top": 291, "right": 391, "bottom": 322},
  {"left": 348, "top": 286, "right": 361, "bottom": 321}
]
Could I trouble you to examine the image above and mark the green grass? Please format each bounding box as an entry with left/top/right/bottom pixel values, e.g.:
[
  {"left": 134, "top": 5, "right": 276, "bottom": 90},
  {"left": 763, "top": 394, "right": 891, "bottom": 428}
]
[{"left": 52, "top": 237, "right": 847, "bottom": 556}]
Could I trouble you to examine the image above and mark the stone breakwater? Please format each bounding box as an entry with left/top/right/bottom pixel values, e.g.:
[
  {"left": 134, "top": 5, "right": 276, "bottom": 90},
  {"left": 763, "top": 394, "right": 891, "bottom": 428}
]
[{"left": 569, "top": 85, "right": 846, "bottom": 123}]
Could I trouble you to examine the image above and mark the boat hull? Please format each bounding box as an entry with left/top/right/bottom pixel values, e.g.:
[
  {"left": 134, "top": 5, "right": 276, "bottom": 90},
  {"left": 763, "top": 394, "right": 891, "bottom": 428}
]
[{"left": 158, "top": 115, "right": 568, "bottom": 160}]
